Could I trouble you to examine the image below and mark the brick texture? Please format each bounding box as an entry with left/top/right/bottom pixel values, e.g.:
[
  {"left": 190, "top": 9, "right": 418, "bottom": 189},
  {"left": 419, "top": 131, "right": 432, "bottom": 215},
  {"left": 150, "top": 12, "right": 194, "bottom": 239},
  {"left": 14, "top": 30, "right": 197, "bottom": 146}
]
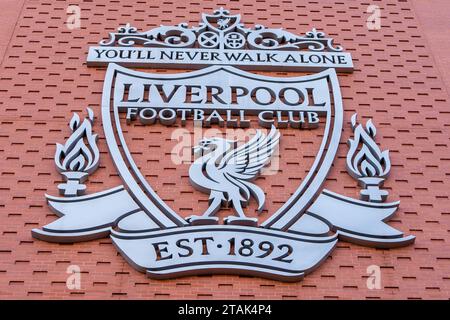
[{"left": 0, "top": 0, "right": 449, "bottom": 299}]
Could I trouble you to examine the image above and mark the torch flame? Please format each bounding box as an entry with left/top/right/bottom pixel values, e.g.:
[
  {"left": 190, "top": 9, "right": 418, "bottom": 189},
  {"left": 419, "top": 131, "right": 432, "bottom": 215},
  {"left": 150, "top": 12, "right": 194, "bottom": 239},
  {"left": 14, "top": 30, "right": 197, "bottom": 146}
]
[
  {"left": 346, "top": 114, "right": 391, "bottom": 179},
  {"left": 55, "top": 108, "right": 100, "bottom": 174}
]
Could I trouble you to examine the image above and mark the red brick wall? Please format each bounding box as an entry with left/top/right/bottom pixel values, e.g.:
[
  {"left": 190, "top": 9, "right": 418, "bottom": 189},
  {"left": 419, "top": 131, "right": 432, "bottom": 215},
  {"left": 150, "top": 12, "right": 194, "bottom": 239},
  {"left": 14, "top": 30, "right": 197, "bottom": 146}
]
[{"left": 0, "top": 0, "right": 449, "bottom": 299}]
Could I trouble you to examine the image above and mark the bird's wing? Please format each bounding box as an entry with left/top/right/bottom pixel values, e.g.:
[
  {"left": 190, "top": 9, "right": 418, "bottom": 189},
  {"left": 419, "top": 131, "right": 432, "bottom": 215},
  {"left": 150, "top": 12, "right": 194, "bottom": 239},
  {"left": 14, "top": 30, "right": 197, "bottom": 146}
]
[{"left": 219, "top": 126, "right": 280, "bottom": 181}]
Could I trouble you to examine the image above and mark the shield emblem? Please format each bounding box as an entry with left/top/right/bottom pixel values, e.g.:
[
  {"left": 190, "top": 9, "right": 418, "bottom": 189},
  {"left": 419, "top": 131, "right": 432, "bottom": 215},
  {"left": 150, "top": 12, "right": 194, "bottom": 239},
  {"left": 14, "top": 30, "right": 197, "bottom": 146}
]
[
  {"left": 96, "top": 63, "right": 344, "bottom": 279},
  {"left": 101, "top": 63, "right": 343, "bottom": 230}
]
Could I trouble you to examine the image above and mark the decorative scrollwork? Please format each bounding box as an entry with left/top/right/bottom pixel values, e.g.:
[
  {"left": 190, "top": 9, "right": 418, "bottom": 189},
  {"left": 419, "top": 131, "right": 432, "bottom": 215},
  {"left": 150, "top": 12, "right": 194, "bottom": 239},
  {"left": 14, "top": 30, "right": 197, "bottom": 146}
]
[
  {"left": 100, "top": 23, "right": 198, "bottom": 48},
  {"left": 247, "top": 27, "right": 342, "bottom": 52},
  {"left": 99, "top": 8, "right": 344, "bottom": 52}
]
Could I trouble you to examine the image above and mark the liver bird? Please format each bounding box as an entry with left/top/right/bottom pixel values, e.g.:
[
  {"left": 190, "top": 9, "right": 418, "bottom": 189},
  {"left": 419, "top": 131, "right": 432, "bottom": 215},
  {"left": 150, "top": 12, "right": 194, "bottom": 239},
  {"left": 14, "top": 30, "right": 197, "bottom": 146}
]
[
  {"left": 217, "top": 18, "right": 231, "bottom": 30},
  {"left": 188, "top": 126, "right": 280, "bottom": 226}
]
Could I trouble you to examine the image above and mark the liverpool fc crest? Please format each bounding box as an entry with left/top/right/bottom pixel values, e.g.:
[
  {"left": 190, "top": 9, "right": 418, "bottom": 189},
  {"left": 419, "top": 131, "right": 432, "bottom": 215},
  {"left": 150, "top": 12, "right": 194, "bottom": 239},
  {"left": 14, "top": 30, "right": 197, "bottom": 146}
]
[{"left": 32, "top": 9, "right": 414, "bottom": 281}]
